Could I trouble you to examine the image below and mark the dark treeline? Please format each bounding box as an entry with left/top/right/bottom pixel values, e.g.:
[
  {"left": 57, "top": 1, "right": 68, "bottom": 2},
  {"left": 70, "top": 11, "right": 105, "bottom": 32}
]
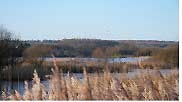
[
  {"left": 52, "top": 39, "right": 120, "bottom": 57},
  {"left": 27, "top": 39, "right": 177, "bottom": 58}
]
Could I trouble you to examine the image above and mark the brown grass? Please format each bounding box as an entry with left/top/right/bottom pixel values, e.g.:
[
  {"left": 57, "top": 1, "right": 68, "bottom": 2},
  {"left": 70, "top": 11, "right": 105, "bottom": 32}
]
[{"left": 0, "top": 61, "right": 179, "bottom": 100}]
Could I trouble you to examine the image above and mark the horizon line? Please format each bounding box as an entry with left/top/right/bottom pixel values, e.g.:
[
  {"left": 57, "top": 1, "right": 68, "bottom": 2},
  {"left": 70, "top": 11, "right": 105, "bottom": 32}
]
[{"left": 20, "top": 38, "right": 179, "bottom": 42}]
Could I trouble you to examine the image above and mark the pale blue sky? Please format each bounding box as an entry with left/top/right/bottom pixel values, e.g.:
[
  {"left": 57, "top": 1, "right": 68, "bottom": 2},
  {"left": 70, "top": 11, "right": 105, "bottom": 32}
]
[{"left": 0, "top": 0, "right": 178, "bottom": 41}]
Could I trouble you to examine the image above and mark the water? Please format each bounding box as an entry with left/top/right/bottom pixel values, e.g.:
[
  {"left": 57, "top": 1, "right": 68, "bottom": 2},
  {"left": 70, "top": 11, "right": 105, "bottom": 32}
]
[
  {"left": 107, "top": 56, "right": 149, "bottom": 63},
  {"left": 45, "top": 56, "right": 149, "bottom": 63},
  {"left": 0, "top": 68, "right": 175, "bottom": 95}
]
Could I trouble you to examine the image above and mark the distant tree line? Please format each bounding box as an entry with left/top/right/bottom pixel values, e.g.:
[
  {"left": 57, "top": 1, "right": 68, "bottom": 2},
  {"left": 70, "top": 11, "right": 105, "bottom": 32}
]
[
  {"left": 39, "top": 39, "right": 176, "bottom": 58},
  {"left": 22, "top": 38, "right": 178, "bottom": 59}
]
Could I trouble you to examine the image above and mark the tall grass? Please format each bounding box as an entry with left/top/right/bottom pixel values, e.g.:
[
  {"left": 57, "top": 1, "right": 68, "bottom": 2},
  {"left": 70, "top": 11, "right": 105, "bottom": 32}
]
[
  {"left": 1, "top": 58, "right": 173, "bottom": 81},
  {"left": 0, "top": 60, "right": 178, "bottom": 100}
]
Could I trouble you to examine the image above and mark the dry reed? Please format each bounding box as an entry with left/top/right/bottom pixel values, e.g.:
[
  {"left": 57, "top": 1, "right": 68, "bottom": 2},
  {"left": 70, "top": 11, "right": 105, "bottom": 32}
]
[{"left": 0, "top": 61, "right": 179, "bottom": 100}]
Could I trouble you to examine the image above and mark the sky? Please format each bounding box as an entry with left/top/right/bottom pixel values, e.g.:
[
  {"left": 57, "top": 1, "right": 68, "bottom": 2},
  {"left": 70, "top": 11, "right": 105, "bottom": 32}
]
[{"left": 0, "top": 0, "right": 179, "bottom": 41}]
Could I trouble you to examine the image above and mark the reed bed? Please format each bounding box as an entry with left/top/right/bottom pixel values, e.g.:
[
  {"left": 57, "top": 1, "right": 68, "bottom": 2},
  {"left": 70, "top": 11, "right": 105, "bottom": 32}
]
[
  {"left": 0, "top": 60, "right": 178, "bottom": 100},
  {"left": 1, "top": 59, "right": 172, "bottom": 81}
]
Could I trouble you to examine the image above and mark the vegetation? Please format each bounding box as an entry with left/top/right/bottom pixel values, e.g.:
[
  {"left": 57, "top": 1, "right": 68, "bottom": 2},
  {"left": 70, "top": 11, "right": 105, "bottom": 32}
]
[
  {"left": 2, "top": 58, "right": 175, "bottom": 81},
  {"left": 153, "top": 45, "right": 179, "bottom": 67},
  {"left": 31, "top": 39, "right": 177, "bottom": 58},
  {"left": 0, "top": 61, "right": 178, "bottom": 100},
  {"left": 0, "top": 60, "right": 138, "bottom": 81},
  {"left": 23, "top": 44, "right": 52, "bottom": 69},
  {"left": 0, "top": 26, "right": 29, "bottom": 80}
]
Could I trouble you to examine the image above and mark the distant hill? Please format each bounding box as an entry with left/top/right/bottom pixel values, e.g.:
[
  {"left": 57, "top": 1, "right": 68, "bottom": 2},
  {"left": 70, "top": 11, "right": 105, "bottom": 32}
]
[
  {"left": 24, "top": 39, "right": 178, "bottom": 48},
  {"left": 116, "top": 40, "right": 178, "bottom": 48},
  {"left": 21, "top": 39, "right": 178, "bottom": 57}
]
